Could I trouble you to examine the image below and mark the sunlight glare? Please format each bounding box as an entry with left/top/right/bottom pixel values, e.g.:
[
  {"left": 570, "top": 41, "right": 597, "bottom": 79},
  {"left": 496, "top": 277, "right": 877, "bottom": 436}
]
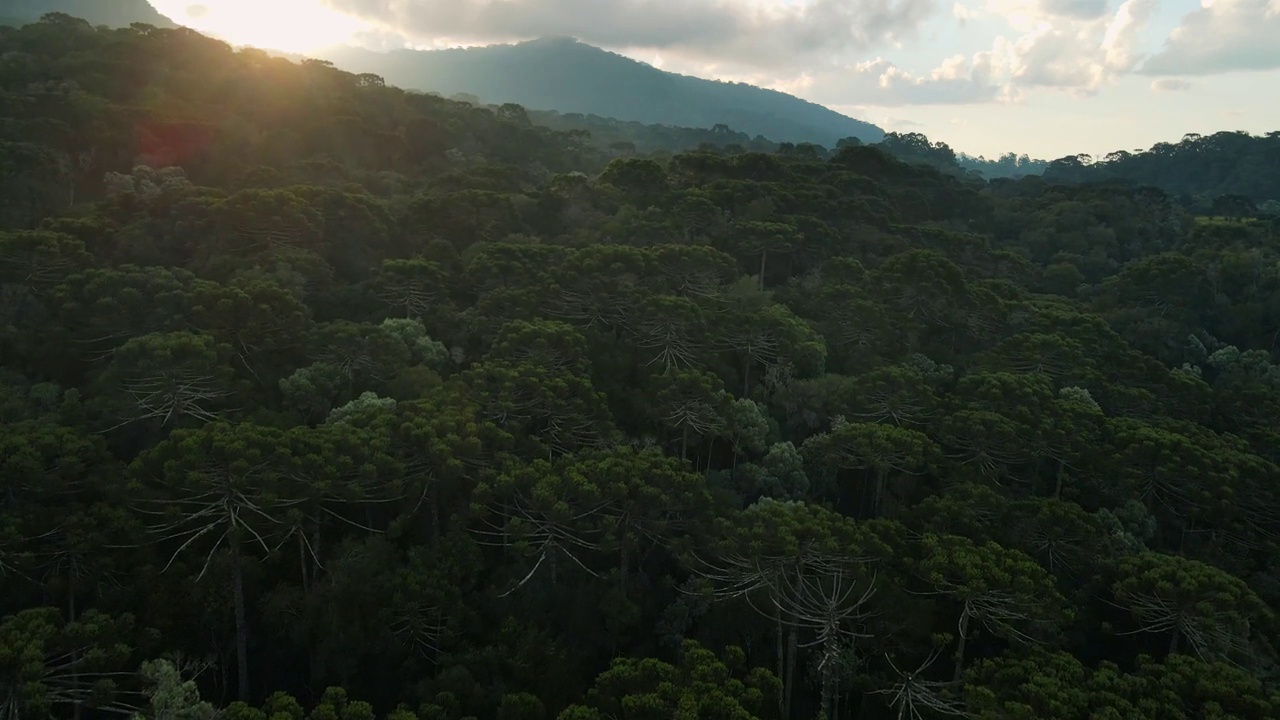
[{"left": 148, "top": 0, "right": 369, "bottom": 54}]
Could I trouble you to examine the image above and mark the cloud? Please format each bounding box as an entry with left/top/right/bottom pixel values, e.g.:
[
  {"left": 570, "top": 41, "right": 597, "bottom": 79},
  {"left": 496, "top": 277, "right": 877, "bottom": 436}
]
[
  {"left": 1149, "top": 78, "right": 1192, "bottom": 91},
  {"left": 658, "top": 52, "right": 1009, "bottom": 108},
  {"left": 1142, "top": 0, "right": 1280, "bottom": 75},
  {"left": 321, "top": 0, "right": 940, "bottom": 69},
  {"left": 802, "top": 0, "right": 1152, "bottom": 105},
  {"left": 635, "top": 0, "right": 1153, "bottom": 108},
  {"left": 983, "top": 0, "right": 1111, "bottom": 31},
  {"left": 320, "top": 0, "right": 1154, "bottom": 109},
  {"left": 1038, "top": 0, "right": 1109, "bottom": 19},
  {"left": 828, "top": 54, "right": 1009, "bottom": 105},
  {"left": 953, "top": 2, "right": 979, "bottom": 24},
  {"left": 942, "top": 0, "right": 1151, "bottom": 97},
  {"left": 1014, "top": 0, "right": 1153, "bottom": 90}
]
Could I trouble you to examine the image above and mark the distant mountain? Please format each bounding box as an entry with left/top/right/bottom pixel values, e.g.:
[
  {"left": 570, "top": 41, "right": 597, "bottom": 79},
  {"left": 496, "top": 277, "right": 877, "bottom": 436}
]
[
  {"left": 0, "top": 0, "right": 175, "bottom": 27},
  {"left": 318, "top": 37, "right": 885, "bottom": 147}
]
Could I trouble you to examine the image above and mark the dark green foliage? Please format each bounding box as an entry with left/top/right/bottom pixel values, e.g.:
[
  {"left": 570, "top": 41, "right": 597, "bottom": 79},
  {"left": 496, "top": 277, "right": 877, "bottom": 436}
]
[
  {"left": 1045, "top": 131, "right": 1280, "bottom": 203},
  {"left": 2, "top": 16, "right": 1279, "bottom": 720}
]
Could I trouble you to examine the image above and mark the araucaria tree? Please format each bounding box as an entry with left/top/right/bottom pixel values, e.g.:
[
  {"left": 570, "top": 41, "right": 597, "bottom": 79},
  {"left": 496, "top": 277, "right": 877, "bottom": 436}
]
[{"left": 3, "top": 18, "right": 1279, "bottom": 720}]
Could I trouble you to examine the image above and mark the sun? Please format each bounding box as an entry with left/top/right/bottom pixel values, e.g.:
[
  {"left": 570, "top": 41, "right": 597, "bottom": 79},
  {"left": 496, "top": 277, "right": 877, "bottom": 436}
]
[{"left": 148, "top": 0, "right": 369, "bottom": 55}]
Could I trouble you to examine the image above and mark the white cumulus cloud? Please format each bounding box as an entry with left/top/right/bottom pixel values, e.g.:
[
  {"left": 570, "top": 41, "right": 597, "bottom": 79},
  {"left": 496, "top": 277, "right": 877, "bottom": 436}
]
[
  {"left": 312, "top": 0, "right": 1262, "bottom": 109},
  {"left": 320, "top": 0, "right": 940, "bottom": 69},
  {"left": 805, "top": 0, "right": 1154, "bottom": 105},
  {"left": 1142, "top": 0, "right": 1280, "bottom": 75}
]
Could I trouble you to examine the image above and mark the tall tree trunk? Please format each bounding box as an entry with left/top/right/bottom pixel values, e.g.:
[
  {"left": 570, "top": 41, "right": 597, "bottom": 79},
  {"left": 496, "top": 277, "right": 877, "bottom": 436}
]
[
  {"left": 873, "top": 468, "right": 887, "bottom": 518},
  {"left": 775, "top": 607, "right": 786, "bottom": 719},
  {"left": 759, "top": 251, "right": 768, "bottom": 291},
  {"left": 232, "top": 541, "right": 250, "bottom": 702},
  {"left": 70, "top": 579, "right": 80, "bottom": 720},
  {"left": 620, "top": 543, "right": 630, "bottom": 596},
  {"left": 308, "top": 650, "right": 322, "bottom": 691},
  {"left": 820, "top": 636, "right": 837, "bottom": 720},
  {"left": 784, "top": 625, "right": 798, "bottom": 720},
  {"left": 298, "top": 533, "right": 309, "bottom": 592},
  {"left": 311, "top": 518, "right": 322, "bottom": 578},
  {"left": 952, "top": 609, "right": 970, "bottom": 683},
  {"left": 429, "top": 484, "right": 441, "bottom": 540},
  {"left": 1169, "top": 625, "right": 1181, "bottom": 655}
]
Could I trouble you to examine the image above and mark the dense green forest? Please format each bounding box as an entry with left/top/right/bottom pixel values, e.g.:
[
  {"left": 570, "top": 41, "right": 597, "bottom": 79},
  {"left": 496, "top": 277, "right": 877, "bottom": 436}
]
[
  {"left": 1044, "top": 131, "right": 1280, "bottom": 209},
  {"left": 450, "top": 116, "right": 1046, "bottom": 184},
  {"left": 0, "top": 3, "right": 1044, "bottom": 181},
  {"left": 4, "top": 14, "right": 1280, "bottom": 720},
  {"left": 867, "top": 133, "right": 1049, "bottom": 181},
  {"left": 524, "top": 110, "right": 779, "bottom": 157}
]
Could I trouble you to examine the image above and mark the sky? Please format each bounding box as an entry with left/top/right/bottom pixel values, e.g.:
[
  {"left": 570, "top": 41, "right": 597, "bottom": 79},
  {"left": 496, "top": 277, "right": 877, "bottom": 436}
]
[{"left": 148, "top": 0, "right": 1280, "bottom": 160}]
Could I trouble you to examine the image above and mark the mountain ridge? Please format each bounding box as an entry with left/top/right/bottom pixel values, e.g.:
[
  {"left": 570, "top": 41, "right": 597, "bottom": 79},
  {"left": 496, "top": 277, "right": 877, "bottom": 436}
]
[
  {"left": 4, "top": 3, "right": 884, "bottom": 148},
  {"left": 0, "top": 0, "right": 175, "bottom": 27},
  {"left": 316, "top": 37, "right": 886, "bottom": 147}
]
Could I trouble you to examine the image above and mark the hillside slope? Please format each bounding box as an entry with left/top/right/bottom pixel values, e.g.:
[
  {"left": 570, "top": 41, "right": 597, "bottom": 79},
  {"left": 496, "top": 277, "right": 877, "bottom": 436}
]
[
  {"left": 4, "top": 18, "right": 1280, "bottom": 720},
  {"left": 319, "top": 37, "right": 885, "bottom": 147},
  {"left": 1044, "top": 130, "right": 1280, "bottom": 204},
  {"left": 0, "top": 0, "right": 175, "bottom": 27}
]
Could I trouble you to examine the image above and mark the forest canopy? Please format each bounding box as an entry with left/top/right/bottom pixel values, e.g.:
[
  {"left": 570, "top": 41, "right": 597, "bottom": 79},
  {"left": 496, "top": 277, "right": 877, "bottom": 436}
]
[
  {"left": 1044, "top": 131, "right": 1280, "bottom": 207},
  {"left": 2, "top": 13, "right": 1280, "bottom": 720}
]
